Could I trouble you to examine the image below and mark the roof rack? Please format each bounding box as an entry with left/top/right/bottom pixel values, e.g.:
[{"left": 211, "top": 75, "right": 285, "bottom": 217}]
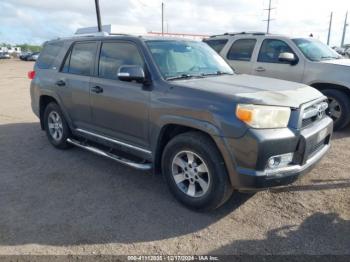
[
  {"left": 55, "top": 31, "right": 109, "bottom": 40},
  {"left": 210, "top": 32, "right": 266, "bottom": 38},
  {"left": 75, "top": 25, "right": 146, "bottom": 36}
]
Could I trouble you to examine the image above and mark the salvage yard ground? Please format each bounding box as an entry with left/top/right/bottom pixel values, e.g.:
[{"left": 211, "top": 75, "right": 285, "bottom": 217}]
[{"left": 0, "top": 59, "right": 349, "bottom": 255}]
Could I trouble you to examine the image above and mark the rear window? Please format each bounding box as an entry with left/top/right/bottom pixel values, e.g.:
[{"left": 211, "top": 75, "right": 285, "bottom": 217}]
[
  {"left": 227, "top": 39, "right": 257, "bottom": 61},
  {"left": 36, "top": 42, "right": 63, "bottom": 69},
  {"left": 203, "top": 39, "right": 228, "bottom": 53},
  {"left": 62, "top": 42, "right": 97, "bottom": 76}
]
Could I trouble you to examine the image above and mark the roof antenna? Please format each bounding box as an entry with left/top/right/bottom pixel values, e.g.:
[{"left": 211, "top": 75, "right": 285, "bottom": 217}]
[{"left": 94, "top": 0, "right": 102, "bottom": 32}]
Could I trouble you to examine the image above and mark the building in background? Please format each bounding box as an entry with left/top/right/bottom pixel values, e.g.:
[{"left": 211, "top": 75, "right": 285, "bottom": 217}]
[{"left": 0, "top": 46, "right": 22, "bottom": 55}]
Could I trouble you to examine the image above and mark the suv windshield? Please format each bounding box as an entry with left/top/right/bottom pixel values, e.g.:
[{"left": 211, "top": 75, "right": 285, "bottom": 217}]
[
  {"left": 292, "top": 38, "right": 341, "bottom": 61},
  {"left": 146, "top": 40, "right": 234, "bottom": 80}
]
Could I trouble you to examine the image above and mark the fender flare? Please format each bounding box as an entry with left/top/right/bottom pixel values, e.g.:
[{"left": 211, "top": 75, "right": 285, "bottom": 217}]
[
  {"left": 152, "top": 115, "right": 238, "bottom": 186},
  {"left": 38, "top": 89, "right": 74, "bottom": 131}
]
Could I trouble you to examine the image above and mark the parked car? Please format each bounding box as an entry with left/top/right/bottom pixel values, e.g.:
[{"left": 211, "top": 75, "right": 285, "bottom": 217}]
[
  {"left": 332, "top": 46, "right": 346, "bottom": 56},
  {"left": 27, "top": 52, "right": 40, "bottom": 61},
  {"left": 346, "top": 48, "right": 350, "bottom": 58},
  {"left": 19, "top": 52, "right": 32, "bottom": 61},
  {"left": 29, "top": 34, "right": 332, "bottom": 210},
  {"left": 204, "top": 32, "right": 350, "bottom": 130},
  {"left": 0, "top": 52, "right": 11, "bottom": 59}
]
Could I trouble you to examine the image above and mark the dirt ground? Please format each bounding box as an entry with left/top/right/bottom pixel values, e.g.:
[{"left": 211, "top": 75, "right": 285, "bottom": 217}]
[{"left": 0, "top": 59, "right": 349, "bottom": 256}]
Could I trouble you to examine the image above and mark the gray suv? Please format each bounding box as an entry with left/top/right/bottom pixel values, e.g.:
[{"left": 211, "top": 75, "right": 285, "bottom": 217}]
[
  {"left": 204, "top": 32, "right": 350, "bottom": 130},
  {"left": 30, "top": 34, "right": 333, "bottom": 210}
]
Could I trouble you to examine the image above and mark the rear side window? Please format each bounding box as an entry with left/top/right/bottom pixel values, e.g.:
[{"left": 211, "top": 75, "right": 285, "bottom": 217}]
[
  {"left": 36, "top": 42, "right": 63, "bottom": 69},
  {"left": 62, "top": 42, "right": 97, "bottom": 76},
  {"left": 203, "top": 39, "right": 228, "bottom": 53},
  {"left": 227, "top": 39, "right": 257, "bottom": 61},
  {"left": 98, "top": 42, "right": 143, "bottom": 80}
]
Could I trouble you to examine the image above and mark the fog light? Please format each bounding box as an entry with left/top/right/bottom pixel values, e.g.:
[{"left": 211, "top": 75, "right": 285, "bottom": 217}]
[{"left": 267, "top": 153, "right": 294, "bottom": 169}]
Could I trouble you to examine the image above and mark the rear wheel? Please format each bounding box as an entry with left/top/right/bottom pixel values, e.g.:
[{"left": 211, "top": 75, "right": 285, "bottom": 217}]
[
  {"left": 161, "top": 132, "right": 233, "bottom": 210},
  {"left": 43, "top": 102, "right": 71, "bottom": 149},
  {"left": 322, "top": 89, "right": 350, "bottom": 130}
]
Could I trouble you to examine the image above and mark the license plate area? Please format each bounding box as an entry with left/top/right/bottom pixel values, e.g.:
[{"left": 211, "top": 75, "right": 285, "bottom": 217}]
[
  {"left": 317, "top": 128, "right": 328, "bottom": 143},
  {"left": 293, "top": 126, "right": 331, "bottom": 165}
]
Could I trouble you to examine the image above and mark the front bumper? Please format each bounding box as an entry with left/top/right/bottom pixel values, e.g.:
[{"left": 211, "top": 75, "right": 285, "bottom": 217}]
[{"left": 224, "top": 116, "right": 333, "bottom": 190}]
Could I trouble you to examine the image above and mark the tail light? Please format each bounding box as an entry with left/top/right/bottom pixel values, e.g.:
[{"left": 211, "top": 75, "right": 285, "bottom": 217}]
[{"left": 27, "top": 70, "right": 36, "bottom": 80}]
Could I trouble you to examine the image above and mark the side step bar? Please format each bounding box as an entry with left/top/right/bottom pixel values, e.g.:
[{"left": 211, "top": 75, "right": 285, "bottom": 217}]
[{"left": 67, "top": 138, "right": 152, "bottom": 171}]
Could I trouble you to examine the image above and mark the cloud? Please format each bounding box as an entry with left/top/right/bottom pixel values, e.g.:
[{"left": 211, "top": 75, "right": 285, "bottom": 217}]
[{"left": 0, "top": 0, "right": 349, "bottom": 46}]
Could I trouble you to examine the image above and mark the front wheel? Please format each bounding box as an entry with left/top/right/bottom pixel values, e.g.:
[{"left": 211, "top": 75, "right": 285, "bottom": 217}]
[
  {"left": 322, "top": 89, "right": 350, "bottom": 131},
  {"left": 161, "top": 132, "right": 233, "bottom": 210}
]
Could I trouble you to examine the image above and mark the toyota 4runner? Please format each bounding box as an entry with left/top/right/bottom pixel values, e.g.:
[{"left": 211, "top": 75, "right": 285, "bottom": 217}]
[{"left": 29, "top": 33, "right": 333, "bottom": 210}]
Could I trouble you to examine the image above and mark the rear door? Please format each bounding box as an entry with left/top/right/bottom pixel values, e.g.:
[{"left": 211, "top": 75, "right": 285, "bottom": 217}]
[
  {"left": 89, "top": 40, "right": 150, "bottom": 149},
  {"left": 252, "top": 38, "right": 304, "bottom": 82},
  {"left": 56, "top": 41, "right": 98, "bottom": 130},
  {"left": 224, "top": 38, "right": 257, "bottom": 74}
]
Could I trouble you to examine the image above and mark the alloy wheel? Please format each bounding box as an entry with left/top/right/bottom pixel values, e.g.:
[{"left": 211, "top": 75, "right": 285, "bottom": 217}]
[
  {"left": 171, "top": 150, "right": 211, "bottom": 198},
  {"left": 48, "top": 111, "right": 63, "bottom": 142},
  {"left": 328, "top": 97, "right": 342, "bottom": 124}
]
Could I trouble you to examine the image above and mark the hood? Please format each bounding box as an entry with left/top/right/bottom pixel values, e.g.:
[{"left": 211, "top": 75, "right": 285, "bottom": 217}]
[
  {"left": 172, "top": 74, "right": 324, "bottom": 108},
  {"left": 320, "top": 58, "right": 350, "bottom": 67}
]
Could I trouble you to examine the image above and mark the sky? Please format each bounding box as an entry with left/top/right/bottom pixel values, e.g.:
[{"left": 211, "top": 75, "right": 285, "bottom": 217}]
[{"left": 0, "top": 0, "right": 349, "bottom": 46}]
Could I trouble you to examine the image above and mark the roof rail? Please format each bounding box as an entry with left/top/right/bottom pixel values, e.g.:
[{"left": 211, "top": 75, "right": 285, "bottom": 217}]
[
  {"left": 55, "top": 31, "right": 108, "bottom": 40},
  {"left": 210, "top": 31, "right": 266, "bottom": 38},
  {"left": 74, "top": 31, "right": 110, "bottom": 37},
  {"left": 55, "top": 32, "right": 133, "bottom": 41}
]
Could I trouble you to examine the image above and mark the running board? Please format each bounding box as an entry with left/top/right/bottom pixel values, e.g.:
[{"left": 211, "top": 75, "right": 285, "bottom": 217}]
[{"left": 67, "top": 138, "right": 152, "bottom": 171}]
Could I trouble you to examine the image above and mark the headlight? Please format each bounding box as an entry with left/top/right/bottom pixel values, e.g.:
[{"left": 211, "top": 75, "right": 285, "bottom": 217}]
[{"left": 236, "top": 104, "right": 291, "bottom": 128}]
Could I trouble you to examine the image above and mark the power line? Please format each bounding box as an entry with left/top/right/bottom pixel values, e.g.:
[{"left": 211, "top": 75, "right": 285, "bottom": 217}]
[
  {"left": 327, "top": 12, "right": 333, "bottom": 45},
  {"left": 94, "top": 0, "right": 102, "bottom": 32},
  {"left": 263, "top": 0, "right": 275, "bottom": 34},
  {"left": 161, "top": 2, "right": 164, "bottom": 36},
  {"left": 341, "top": 11, "right": 348, "bottom": 47}
]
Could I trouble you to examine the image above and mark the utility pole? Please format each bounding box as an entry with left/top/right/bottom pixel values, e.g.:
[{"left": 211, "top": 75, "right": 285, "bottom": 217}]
[
  {"left": 327, "top": 12, "right": 333, "bottom": 45},
  {"left": 161, "top": 2, "right": 164, "bottom": 36},
  {"left": 94, "top": 0, "right": 102, "bottom": 32},
  {"left": 264, "top": 0, "right": 275, "bottom": 34},
  {"left": 341, "top": 11, "right": 348, "bottom": 47}
]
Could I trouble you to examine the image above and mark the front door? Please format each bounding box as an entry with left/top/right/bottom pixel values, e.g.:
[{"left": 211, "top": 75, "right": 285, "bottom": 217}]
[
  {"left": 89, "top": 41, "right": 150, "bottom": 148},
  {"left": 252, "top": 38, "right": 304, "bottom": 82}
]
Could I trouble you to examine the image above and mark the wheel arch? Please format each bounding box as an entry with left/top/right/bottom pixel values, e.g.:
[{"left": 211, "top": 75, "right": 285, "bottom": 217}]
[
  {"left": 39, "top": 95, "right": 59, "bottom": 130},
  {"left": 152, "top": 118, "right": 238, "bottom": 186},
  {"left": 38, "top": 91, "right": 74, "bottom": 131},
  {"left": 310, "top": 82, "right": 350, "bottom": 98}
]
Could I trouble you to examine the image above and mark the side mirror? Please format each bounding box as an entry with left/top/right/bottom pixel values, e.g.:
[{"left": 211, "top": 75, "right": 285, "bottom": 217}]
[
  {"left": 117, "top": 65, "right": 145, "bottom": 83},
  {"left": 278, "top": 52, "right": 298, "bottom": 65}
]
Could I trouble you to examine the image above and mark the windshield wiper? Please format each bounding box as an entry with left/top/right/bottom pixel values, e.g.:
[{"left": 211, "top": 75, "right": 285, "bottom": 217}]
[
  {"left": 201, "top": 71, "right": 233, "bottom": 77},
  {"left": 321, "top": 56, "right": 338, "bottom": 60},
  {"left": 166, "top": 74, "right": 204, "bottom": 81}
]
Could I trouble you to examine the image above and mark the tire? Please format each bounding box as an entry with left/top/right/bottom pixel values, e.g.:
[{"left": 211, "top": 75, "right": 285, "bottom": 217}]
[
  {"left": 43, "top": 102, "right": 72, "bottom": 149},
  {"left": 322, "top": 89, "right": 350, "bottom": 131},
  {"left": 161, "top": 131, "right": 233, "bottom": 211}
]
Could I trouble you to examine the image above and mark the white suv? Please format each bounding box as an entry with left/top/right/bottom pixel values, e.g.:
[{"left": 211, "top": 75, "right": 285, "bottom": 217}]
[{"left": 204, "top": 32, "right": 350, "bottom": 130}]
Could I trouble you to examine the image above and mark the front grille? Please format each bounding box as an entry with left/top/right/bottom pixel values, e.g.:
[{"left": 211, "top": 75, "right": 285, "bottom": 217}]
[
  {"left": 307, "top": 138, "right": 326, "bottom": 159},
  {"left": 301, "top": 100, "right": 328, "bottom": 128},
  {"left": 302, "top": 117, "right": 315, "bottom": 128}
]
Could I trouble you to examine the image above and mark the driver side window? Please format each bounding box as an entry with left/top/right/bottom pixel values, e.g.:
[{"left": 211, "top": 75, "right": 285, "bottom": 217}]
[
  {"left": 258, "top": 39, "right": 295, "bottom": 64},
  {"left": 98, "top": 42, "right": 144, "bottom": 80}
]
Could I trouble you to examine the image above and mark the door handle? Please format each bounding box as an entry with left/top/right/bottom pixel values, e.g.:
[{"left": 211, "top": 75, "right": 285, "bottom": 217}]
[
  {"left": 91, "top": 86, "right": 103, "bottom": 94},
  {"left": 55, "top": 80, "right": 66, "bottom": 86},
  {"left": 255, "top": 67, "right": 266, "bottom": 72}
]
